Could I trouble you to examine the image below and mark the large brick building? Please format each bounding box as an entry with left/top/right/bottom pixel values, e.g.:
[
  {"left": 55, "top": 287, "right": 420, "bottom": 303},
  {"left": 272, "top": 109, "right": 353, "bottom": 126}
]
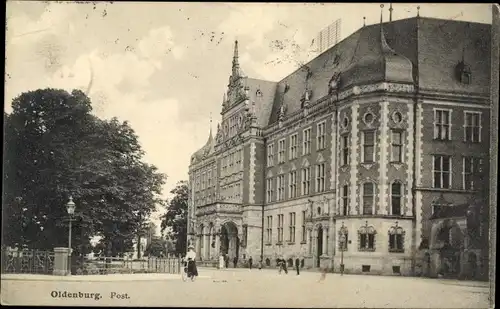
[{"left": 187, "top": 14, "right": 492, "bottom": 277}]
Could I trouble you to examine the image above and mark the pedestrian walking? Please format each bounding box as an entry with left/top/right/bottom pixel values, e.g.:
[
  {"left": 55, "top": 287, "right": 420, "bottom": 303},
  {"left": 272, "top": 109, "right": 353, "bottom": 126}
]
[
  {"left": 248, "top": 256, "right": 253, "bottom": 270},
  {"left": 317, "top": 267, "right": 328, "bottom": 283},
  {"left": 258, "top": 259, "right": 263, "bottom": 270},
  {"left": 233, "top": 256, "right": 238, "bottom": 268},
  {"left": 295, "top": 257, "right": 300, "bottom": 276},
  {"left": 282, "top": 258, "right": 288, "bottom": 274}
]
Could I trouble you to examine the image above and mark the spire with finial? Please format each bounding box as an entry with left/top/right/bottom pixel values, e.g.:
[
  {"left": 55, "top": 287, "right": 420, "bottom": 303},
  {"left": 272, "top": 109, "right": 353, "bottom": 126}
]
[
  {"left": 209, "top": 112, "right": 213, "bottom": 137},
  {"left": 363, "top": 16, "right": 366, "bottom": 27},
  {"left": 417, "top": 6, "right": 420, "bottom": 17},
  {"left": 389, "top": 3, "right": 393, "bottom": 22},
  {"left": 231, "top": 40, "right": 244, "bottom": 78}
]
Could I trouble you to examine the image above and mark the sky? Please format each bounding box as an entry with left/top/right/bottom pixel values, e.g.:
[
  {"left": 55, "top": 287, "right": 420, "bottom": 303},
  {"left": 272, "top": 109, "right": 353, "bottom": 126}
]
[{"left": 5, "top": 2, "right": 493, "bottom": 234}]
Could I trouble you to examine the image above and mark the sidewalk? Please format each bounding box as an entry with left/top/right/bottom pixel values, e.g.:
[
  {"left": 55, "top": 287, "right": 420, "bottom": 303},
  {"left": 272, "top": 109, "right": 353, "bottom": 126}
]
[{"left": 1, "top": 273, "right": 211, "bottom": 282}]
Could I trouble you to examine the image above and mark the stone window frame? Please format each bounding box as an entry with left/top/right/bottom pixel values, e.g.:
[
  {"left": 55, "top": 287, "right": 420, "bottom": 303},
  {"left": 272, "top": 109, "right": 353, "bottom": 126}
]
[
  {"left": 462, "top": 156, "right": 483, "bottom": 191},
  {"left": 390, "top": 180, "right": 404, "bottom": 216},
  {"left": 267, "top": 143, "right": 274, "bottom": 167},
  {"left": 388, "top": 223, "right": 405, "bottom": 253},
  {"left": 361, "top": 130, "right": 377, "bottom": 164},
  {"left": 432, "top": 155, "right": 452, "bottom": 189},
  {"left": 340, "top": 133, "right": 350, "bottom": 166},
  {"left": 358, "top": 222, "right": 376, "bottom": 252},
  {"left": 277, "top": 138, "right": 286, "bottom": 164},
  {"left": 463, "top": 110, "right": 482, "bottom": 143},
  {"left": 289, "top": 133, "right": 299, "bottom": 160},
  {"left": 361, "top": 181, "right": 376, "bottom": 215},
  {"left": 302, "top": 127, "right": 312, "bottom": 156},
  {"left": 390, "top": 129, "right": 405, "bottom": 164},
  {"left": 339, "top": 184, "right": 349, "bottom": 216},
  {"left": 317, "top": 121, "right": 327, "bottom": 150},
  {"left": 433, "top": 108, "right": 453, "bottom": 141}
]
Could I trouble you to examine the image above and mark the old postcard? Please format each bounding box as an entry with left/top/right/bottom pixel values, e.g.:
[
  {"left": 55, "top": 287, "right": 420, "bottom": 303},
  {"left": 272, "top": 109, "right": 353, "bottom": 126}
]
[{"left": 2, "top": 2, "right": 497, "bottom": 308}]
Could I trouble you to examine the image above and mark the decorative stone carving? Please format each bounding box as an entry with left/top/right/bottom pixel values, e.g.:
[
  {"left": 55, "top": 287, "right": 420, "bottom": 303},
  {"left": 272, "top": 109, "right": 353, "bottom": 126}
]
[{"left": 328, "top": 72, "right": 341, "bottom": 94}]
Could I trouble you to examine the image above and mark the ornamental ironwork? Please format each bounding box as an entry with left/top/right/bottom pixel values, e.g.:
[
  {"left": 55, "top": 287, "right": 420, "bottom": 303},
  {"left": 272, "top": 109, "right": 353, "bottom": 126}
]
[{"left": 1, "top": 248, "right": 55, "bottom": 275}]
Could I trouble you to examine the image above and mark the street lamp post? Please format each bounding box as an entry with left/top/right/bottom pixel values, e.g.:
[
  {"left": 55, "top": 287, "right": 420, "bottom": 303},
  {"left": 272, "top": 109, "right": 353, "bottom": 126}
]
[
  {"left": 339, "top": 234, "right": 346, "bottom": 276},
  {"left": 66, "top": 196, "right": 76, "bottom": 276}
]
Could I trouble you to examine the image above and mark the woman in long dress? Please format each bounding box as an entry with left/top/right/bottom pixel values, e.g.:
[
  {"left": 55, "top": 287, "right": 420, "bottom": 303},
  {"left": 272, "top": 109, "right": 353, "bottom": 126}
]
[{"left": 185, "top": 245, "right": 198, "bottom": 281}]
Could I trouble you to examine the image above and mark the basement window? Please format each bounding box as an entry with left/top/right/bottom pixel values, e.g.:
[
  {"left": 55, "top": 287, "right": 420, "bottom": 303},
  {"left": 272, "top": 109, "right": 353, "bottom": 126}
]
[
  {"left": 362, "top": 265, "right": 371, "bottom": 272},
  {"left": 392, "top": 266, "right": 401, "bottom": 274}
]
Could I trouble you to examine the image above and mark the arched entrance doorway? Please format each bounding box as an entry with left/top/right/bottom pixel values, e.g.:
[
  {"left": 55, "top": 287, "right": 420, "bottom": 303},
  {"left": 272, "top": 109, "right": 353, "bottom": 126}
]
[
  {"left": 316, "top": 227, "right": 323, "bottom": 267},
  {"left": 220, "top": 221, "right": 239, "bottom": 260}
]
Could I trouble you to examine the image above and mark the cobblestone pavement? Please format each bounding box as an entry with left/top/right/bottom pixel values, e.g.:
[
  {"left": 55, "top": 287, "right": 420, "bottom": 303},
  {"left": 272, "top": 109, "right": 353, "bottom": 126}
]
[{"left": 1, "top": 268, "right": 490, "bottom": 308}]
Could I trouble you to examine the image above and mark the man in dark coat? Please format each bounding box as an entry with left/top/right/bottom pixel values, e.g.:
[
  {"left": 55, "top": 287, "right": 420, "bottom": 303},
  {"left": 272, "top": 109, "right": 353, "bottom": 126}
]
[
  {"left": 233, "top": 256, "right": 238, "bottom": 268},
  {"left": 248, "top": 256, "right": 253, "bottom": 270}
]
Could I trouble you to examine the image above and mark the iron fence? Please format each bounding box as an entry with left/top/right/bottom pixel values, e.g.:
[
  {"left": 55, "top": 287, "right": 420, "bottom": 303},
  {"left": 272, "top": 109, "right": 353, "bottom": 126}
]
[
  {"left": 72, "top": 256, "right": 181, "bottom": 275},
  {"left": 1, "top": 248, "right": 55, "bottom": 275}
]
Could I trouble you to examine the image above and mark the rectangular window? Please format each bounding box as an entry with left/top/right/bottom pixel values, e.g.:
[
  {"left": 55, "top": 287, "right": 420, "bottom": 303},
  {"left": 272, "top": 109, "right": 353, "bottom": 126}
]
[
  {"left": 289, "top": 212, "right": 296, "bottom": 243},
  {"left": 391, "top": 130, "right": 404, "bottom": 163},
  {"left": 434, "top": 109, "right": 452, "bottom": 140},
  {"left": 278, "top": 139, "right": 286, "bottom": 164},
  {"left": 277, "top": 175, "right": 285, "bottom": 201},
  {"left": 289, "top": 171, "right": 297, "bottom": 199},
  {"left": 301, "top": 167, "right": 311, "bottom": 196},
  {"left": 207, "top": 170, "right": 212, "bottom": 187},
  {"left": 315, "top": 163, "right": 326, "bottom": 193},
  {"left": 340, "top": 134, "right": 349, "bottom": 166},
  {"left": 266, "top": 178, "right": 274, "bottom": 203},
  {"left": 433, "top": 155, "right": 452, "bottom": 189},
  {"left": 289, "top": 134, "right": 298, "bottom": 160},
  {"left": 362, "top": 131, "right": 375, "bottom": 163},
  {"left": 277, "top": 214, "right": 284, "bottom": 243},
  {"left": 464, "top": 111, "right": 481, "bottom": 143},
  {"left": 266, "top": 216, "right": 273, "bottom": 243},
  {"left": 391, "top": 182, "right": 402, "bottom": 215},
  {"left": 341, "top": 185, "right": 349, "bottom": 215},
  {"left": 301, "top": 210, "right": 306, "bottom": 242},
  {"left": 317, "top": 121, "right": 326, "bottom": 150},
  {"left": 267, "top": 144, "right": 274, "bottom": 167},
  {"left": 303, "top": 128, "right": 311, "bottom": 155},
  {"left": 362, "top": 183, "right": 375, "bottom": 215},
  {"left": 463, "top": 157, "right": 483, "bottom": 190}
]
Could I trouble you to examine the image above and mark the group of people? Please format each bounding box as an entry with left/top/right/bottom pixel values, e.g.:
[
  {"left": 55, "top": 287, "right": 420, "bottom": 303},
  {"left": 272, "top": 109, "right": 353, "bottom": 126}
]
[
  {"left": 276, "top": 257, "right": 302, "bottom": 275},
  {"left": 183, "top": 246, "right": 309, "bottom": 281}
]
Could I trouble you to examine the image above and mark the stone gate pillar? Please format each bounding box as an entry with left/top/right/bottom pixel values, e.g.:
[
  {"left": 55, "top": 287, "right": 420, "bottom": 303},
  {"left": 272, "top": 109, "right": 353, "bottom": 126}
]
[{"left": 53, "top": 247, "right": 70, "bottom": 276}]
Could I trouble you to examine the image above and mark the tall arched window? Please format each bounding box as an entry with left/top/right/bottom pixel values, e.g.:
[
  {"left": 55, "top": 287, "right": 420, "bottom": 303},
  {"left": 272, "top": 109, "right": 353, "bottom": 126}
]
[
  {"left": 388, "top": 224, "right": 405, "bottom": 253},
  {"left": 358, "top": 223, "right": 376, "bottom": 252},
  {"left": 199, "top": 224, "right": 204, "bottom": 249},
  {"left": 362, "top": 183, "right": 375, "bottom": 215},
  {"left": 391, "top": 182, "right": 403, "bottom": 215}
]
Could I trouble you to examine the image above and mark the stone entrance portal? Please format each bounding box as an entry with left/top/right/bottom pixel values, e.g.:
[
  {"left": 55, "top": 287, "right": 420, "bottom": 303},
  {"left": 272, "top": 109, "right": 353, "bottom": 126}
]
[{"left": 220, "top": 221, "right": 239, "bottom": 260}]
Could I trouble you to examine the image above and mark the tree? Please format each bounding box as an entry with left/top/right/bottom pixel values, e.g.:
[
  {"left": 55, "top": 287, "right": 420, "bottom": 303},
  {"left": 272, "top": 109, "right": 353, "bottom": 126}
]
[
  {"left": 144, "top": 236, "right": 167, "bottom": 257},
  {"left": 160, "top": 181, "right": 188, "bottom": 255},
  {"left": 3, "top": 88, "right": 166, "bottom": 255}
]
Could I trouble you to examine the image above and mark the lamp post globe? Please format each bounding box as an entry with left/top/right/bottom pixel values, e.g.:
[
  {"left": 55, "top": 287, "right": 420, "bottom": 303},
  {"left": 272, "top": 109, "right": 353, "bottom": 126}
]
[{"left": 66, "top": 196, "right": 76, "bottom": 215}]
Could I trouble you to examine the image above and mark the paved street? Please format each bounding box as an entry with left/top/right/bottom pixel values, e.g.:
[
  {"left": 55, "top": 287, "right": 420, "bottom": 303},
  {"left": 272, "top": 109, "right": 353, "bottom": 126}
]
[{"left": 1, "top": 268, "right": 490, "bottom": 308}]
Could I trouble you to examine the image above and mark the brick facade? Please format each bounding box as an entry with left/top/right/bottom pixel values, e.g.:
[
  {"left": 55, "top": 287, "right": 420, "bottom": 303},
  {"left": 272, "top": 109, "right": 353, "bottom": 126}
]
[{"left": 187, "top": 17, "right": 492, "bottom": 276}]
